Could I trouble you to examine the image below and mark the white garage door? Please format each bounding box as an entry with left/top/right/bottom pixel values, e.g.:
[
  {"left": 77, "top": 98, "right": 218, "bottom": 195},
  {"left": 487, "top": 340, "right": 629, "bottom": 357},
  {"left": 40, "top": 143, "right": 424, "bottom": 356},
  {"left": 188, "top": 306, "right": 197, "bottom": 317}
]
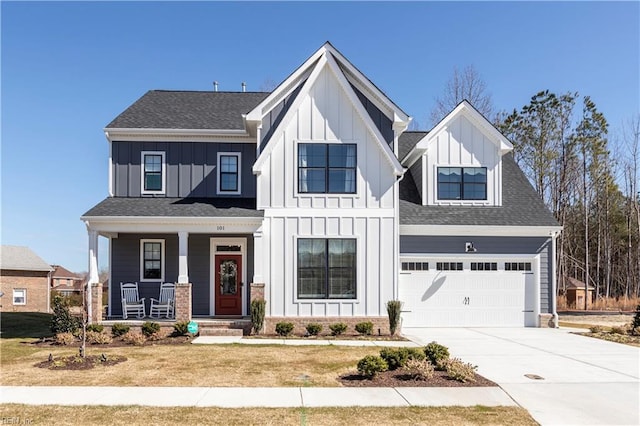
[{"left": 399, "top": 259, "right": 536, "bottom": 327}]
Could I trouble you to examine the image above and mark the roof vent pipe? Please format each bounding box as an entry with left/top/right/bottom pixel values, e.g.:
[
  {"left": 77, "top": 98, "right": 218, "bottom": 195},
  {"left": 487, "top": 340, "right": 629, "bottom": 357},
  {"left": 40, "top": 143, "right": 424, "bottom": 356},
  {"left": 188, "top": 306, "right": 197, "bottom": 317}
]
[
  {"left": 213, "top": 81, "right": 218, "bottom": 92},
  {"left": 242, "top": 82, "right": 246, "bottom": 92}
]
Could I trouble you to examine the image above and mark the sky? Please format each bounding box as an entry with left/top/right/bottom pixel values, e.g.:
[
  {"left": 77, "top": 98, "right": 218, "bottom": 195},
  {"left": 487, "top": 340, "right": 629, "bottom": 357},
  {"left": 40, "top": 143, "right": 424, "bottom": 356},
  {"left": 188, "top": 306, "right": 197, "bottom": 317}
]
[{"left": 1, "top": 1, "right": 639, "bottom": 273}]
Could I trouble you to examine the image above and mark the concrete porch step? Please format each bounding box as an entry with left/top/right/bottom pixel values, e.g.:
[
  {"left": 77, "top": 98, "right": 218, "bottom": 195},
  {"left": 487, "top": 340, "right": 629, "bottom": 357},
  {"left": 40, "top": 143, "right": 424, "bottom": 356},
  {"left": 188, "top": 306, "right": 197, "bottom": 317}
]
[
  {"left": 198, "top": 327, "right": 244, "bottom": 337},
  {"left": 195, "top": 319, "right": 251, "bottom": 337}
]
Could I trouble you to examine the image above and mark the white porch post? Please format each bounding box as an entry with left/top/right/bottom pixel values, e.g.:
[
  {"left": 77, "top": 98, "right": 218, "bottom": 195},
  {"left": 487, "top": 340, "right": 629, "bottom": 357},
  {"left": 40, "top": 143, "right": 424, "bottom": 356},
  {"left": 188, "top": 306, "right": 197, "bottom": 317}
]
[
  {"left": 253, "top": 229, "right": 263, "bottom": 284},
  {"left": 178, "top": 231, "right": 189, "bottom": 284},
  {"left": 87, "top": 229, "right": 99, "bottom": 321}
]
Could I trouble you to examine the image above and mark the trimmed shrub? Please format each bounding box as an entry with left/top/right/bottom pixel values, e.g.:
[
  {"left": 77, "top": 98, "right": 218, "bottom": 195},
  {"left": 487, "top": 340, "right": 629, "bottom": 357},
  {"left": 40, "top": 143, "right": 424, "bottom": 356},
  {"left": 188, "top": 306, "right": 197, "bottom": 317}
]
[
  {"left": 141, "top": 321, "right": 161, "bottom": 337},
  {"left": 173, "top": 321, "right": 190, "bottom": 336},
  {"left": 275, "top": 322, "right": 294, "bottom": 337},
  {"left": 111, "top": 323, "right": 130, "bottom": 337},
  {"left": 55, "top": 332, "right": 76, "bottom": 346},
  {"left": 250, "top": 299, "right": 266, "bottom": 335},
  {"left": 589, "top": 325, "right": 603, "bottom": 333},
  {"left": 443, "top": 357, "right": 477, "bottom": 383},
  {"left": 329, "top": 322, "right": 348, "bottom": 336},
  {"left": 122, "top": 331, "right": 146, "bottom": 346},
  {"left": 357, "top": 355, "right": 388, "bottom": 378},
  {"left": 380, "top": 347, "right": 425, "bottom": 370},
  {"left": 354, "top": 321, "right": 373, "bottom": 336},
  {"left": 51, "top": 295, "right": 81, "bottom": 334},
  {"left": 405, "top": 358, "right": 435, "bottom": 380},
  {"left": 387, "top": 300, "right": 403, "bottom": 335},
  {"left": 86, "top": 324, "right": 104, "bottom": 333},
  {"left": 306, "top": 323, "right": 323, "bottom": 336},
  {"left": 424, "top": 341, "right": 450, "bottom": 370},
  {"left": 86, "top": 331, "right": 113, "bottom": 345},
  {"left": 610, "top": 326, "right": 626, "bottom": 335}
]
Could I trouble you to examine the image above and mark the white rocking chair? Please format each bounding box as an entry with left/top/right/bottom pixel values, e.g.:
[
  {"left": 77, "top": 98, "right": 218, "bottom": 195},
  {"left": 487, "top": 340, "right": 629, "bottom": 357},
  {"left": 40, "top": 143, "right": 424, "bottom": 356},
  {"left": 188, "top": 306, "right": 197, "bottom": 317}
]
[
  {"left": 149, "top": 282, "right": 175, "bottom": 319},
  {"left": 121, "top": 282, "right": 146, "bottom": 319}
]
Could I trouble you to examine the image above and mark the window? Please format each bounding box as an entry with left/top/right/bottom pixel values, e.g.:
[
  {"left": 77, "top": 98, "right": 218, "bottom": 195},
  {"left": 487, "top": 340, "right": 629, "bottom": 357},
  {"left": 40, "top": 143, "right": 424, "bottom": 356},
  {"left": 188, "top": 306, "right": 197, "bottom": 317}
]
[
  {"left": 297, "top": 238, "right": 356, "bottom": 299},
  {"left": 471, "top": 262, "right": 497, "bottom": 271},
  {"left": 401, "top": 262, "right": 429, "bottom": 271},
  {"left": 13, "top": 289, "right": 26, "bottom": 305},
  {"left": 436, "top": 262, "right": 463, "bottom": 271},
  {"left": 217, "top": 152, "right": 241, "bottom": 194},
  {"left": 298, "top": 144, "right": 356, "bottom": 193},
  {"left": 141, "top": 151, "right": 165, "bottom": 194},
  {"left": 505, "top": 262, "right": 532, "bottom": 271},
  {"left": 140, "top": 239, "right": 165, "bottom": 281},
  {"left": 437, "top": 167, "right": 486, "bottom": 200}
]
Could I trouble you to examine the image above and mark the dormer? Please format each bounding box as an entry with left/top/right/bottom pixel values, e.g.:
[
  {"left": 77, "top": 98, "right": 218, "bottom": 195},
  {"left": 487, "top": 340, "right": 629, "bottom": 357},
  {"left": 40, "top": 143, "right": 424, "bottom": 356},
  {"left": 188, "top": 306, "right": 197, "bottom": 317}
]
[{"left": 401, "top": 101, "right": 512, "bottom": 207}]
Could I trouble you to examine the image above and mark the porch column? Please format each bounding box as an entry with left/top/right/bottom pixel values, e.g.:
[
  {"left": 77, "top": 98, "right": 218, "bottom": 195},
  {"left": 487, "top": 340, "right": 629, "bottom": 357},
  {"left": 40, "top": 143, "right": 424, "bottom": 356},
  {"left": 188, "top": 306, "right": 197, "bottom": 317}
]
[
  {"left": 87, "top": 229, "right": 99, "bottom": 323},
  {"left": 253, "top": 229, "right": 263, "bottom": 284},
  {"left": 177, "top": 231, "right": 189, "bottom": 284}
]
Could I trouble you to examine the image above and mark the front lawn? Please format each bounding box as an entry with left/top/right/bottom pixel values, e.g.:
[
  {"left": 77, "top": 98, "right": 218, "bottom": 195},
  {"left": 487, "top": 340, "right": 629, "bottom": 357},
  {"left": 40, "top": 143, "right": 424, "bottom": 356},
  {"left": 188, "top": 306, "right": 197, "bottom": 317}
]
[{"left": 0, "top": 404, "right": 538, "bottom": 426}]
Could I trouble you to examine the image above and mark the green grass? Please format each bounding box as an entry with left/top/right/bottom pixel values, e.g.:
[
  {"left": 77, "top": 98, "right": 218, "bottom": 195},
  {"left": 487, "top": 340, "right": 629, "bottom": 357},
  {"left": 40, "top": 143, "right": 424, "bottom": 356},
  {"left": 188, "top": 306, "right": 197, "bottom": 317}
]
[{"left": 0, "top": 312, "right": 54, "bottom": 339}]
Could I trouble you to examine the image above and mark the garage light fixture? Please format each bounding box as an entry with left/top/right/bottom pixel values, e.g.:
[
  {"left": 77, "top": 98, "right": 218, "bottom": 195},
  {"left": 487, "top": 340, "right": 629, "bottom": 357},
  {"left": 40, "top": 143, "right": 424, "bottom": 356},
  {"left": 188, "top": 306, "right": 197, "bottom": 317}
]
[{"left": 465, "top": 242, "right": 477, "bottom": 253}]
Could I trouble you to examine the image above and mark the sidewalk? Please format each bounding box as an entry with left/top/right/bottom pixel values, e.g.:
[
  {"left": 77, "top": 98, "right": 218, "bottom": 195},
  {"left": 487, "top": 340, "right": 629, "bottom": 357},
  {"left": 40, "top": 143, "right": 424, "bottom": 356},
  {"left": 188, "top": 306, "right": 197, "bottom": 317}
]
[{"left": 0, "top": 385, "right": 516, "bottom": 408}]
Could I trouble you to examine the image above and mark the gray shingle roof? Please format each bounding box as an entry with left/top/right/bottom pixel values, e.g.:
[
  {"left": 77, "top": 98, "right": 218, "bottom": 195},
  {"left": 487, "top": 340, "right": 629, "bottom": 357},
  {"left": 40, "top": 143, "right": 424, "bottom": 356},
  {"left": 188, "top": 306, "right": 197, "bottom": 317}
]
[
  {"left": 399, "top": 153, "right": 560, "bottom": 227},
  {"left": 82, "top": 197, "right": 263, "bottom": 218},
  {"left": 0, "top": 245, "right": 52, "bottom": 272},
  {"left": 106, "top": 91, "right": 269, "bottom": 130},
  {"left": 398, "top": 131, "right": 428, "bottom": 161}
]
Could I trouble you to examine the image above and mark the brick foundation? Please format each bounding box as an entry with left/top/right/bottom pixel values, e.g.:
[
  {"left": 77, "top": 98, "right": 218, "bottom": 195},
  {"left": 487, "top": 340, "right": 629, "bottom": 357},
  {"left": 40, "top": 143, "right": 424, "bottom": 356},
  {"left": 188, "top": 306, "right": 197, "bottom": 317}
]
[
  {"left": 264, "top": 316, "right": 390, "bottom": 336},
  {"left": 174, "top": 283, "right": 192, "bottom": 322},
  {"left": 90, "top": 282, "right": 103, "bottom": 324},
  {"left": 250, "top": 283, "right": 265, "bottom": 302}
]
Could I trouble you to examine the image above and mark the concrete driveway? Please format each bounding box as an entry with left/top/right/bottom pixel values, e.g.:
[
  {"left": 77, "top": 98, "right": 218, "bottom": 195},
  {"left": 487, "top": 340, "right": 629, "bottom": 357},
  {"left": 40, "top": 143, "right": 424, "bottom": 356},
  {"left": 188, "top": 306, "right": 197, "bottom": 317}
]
[{"left": 403, "top": 327, "right": 640, "bottom": 426}]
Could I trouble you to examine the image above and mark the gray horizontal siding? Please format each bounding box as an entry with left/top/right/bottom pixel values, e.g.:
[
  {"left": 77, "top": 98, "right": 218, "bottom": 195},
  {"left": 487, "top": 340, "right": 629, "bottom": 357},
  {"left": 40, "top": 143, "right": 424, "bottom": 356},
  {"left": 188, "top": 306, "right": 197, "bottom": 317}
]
[
  {"left": 110, "top": 233, "right": 254, "bottom": 318},
  {"left": 112, "top": 142, "right": 256, "bottom": 198}
]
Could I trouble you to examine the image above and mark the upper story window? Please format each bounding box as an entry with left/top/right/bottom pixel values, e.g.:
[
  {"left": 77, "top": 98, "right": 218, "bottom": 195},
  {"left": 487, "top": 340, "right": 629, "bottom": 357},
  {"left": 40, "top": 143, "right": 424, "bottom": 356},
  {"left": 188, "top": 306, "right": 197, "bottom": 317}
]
[
  {"left": 437, "top": 167, "right": 486, "bottom": 200},
  {"left": 140, "top": 239, "right": 165, "bottom": 282},
  {"left": 141, "top": 151, "right": 166, "bottom": 194},
  {"left": 298, "top": 144, "right": 356, "bottom": 194},
  {"left": 217, "top": 152, "right": 241, "bottom": 195}
]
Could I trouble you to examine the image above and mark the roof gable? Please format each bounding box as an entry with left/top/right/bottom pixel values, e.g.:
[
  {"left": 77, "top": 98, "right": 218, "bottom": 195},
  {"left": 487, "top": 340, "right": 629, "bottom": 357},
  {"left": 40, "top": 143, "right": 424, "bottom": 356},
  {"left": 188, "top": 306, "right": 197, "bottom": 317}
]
[{"left": 0, "top": 245, "right": 52, "bottom": 272}]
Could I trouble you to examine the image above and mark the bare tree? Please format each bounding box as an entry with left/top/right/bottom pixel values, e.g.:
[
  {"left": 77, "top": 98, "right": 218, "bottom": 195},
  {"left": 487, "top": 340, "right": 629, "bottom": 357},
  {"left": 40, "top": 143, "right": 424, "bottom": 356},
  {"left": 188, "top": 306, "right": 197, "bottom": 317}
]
[{"left": 430, "top": 65, "right": 494, "bottom": 125}]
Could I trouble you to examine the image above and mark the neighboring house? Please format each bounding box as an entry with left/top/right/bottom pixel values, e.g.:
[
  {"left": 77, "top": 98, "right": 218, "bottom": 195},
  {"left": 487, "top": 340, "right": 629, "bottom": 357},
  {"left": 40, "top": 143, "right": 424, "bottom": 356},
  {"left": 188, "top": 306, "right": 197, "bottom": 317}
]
[
  {"left": 50, "top": 265, "right": 84, "bottom": 296},
  {"left": 82, "top": 42, "right": 561, "bottom": 328},
  {"left": 0, "top": 245, "right": 53, "bottom": 313}
]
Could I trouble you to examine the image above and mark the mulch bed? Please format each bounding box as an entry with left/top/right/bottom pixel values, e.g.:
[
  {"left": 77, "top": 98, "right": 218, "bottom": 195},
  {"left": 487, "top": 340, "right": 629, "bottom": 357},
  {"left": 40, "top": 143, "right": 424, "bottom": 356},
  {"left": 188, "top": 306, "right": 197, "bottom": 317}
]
[
  {"left": 30, "top": 335, "right": 191, "bottom": 348},
  {"left": 35, "top": 354, "right": 127, "bottom": 370},
  {"left": 339, "top": 369, "right": 497, "bottom": 387}
]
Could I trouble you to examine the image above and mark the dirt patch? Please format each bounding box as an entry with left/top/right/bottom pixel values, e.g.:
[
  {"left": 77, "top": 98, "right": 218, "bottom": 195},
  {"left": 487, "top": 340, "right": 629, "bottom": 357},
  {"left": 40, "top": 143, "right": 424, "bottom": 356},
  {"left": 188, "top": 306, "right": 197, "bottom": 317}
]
[
  {"left": 559, "top": 314, "right": 633, "bottom": 327},
  {"left": 30, "top": 335, "right": 191, "bottom": 348},
  {"left": 573, "top": 331, "right": 640, "bottom": 347},
  {"left": 35, "top": 354, "right": 127, "bottom": 370},
  {"left": 339, "top": 369, "right": 497, "bottom": 387}
]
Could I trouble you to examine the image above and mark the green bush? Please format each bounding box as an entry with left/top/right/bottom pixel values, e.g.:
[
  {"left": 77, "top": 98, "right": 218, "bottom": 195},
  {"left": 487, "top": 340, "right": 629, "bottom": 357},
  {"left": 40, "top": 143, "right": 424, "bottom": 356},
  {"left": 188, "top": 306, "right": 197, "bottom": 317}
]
[
  {"left": 354, "top": 321, "right": 373, "bottom": 336},
  {"left": 173, "top": 321, "right": 190, "bottom": 336},
  {"left": 443, "top": 357, "right": 477, "bottom": 383},
  {"left": 50, "top": 295, "right": 81, "bottom": 334},
  {"left": 306, "top": 323, "right": 323, "bottom": 336},
  {"left": 424, "top": 341, "right": 450, "bottom": 370},
  {"left": 86, "top": 324, "right": 104, "bottom": 333},
  {"left": 357, "top": 355, "right": 388, "bottom": 378},
  {"left": 275, "top": 322, "right": 294, "bottom": 337},
  {"left": 111, "top": 323, "right": 130, "bottom": 337},
  {"left": 250, "top": 299, "right": 266, "bottom": 335},
  {"left": 141, "top": 321, "right": 161, "bottom": 337},
  {"left": 379, "top": 347, "right": 425, "bottom": 370},
  {"left": 387, "top": 300, "right": 403, "bottom": 335},
  {"left": 632, "top": 304, "right": 640, "bottom": 329},
  {"left": 329, "top": 322, "right": 348, "bottom": 336}
]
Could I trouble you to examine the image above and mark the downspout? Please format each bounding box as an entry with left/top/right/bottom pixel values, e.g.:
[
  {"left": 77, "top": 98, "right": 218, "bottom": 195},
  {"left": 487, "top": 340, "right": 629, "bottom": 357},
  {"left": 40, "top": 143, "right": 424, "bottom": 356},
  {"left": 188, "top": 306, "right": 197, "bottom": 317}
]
[{"left": 551, "top": 230, "right": 560, "bottom": 328}]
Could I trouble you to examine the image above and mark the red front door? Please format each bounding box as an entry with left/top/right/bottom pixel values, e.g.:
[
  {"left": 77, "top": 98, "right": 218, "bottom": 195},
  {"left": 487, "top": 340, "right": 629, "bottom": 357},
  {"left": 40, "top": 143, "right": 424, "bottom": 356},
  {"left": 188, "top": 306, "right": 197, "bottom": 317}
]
[{"left": 214, "top": 254, "right": 242, "bottom": 315}]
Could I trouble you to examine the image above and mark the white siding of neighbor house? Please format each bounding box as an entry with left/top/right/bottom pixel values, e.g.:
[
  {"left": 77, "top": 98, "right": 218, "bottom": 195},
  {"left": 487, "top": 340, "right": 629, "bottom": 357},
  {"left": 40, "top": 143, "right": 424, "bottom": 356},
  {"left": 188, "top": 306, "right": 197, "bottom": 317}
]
[
  {"left": 256, "top": 64, "right": 397, "bottom": 317},
  {"left": 425, "top": 113, "right": 503, "bottom": 206}
]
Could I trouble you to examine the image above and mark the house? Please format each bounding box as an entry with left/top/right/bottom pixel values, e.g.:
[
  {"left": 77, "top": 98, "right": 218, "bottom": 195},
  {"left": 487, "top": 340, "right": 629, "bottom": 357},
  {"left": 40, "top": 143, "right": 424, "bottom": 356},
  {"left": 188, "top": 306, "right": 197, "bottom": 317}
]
[
  {"left": 82, "top": 42, "right": 561, "bottom": 329},
  {"left": 51, "top": 265, "right": 84, "bottom": 296},
  {"left": 560, "top": 276, "right": 595, "bottom": 309},
  {"left": 0, "top": 245, "right": 53, "bottom": 313}
]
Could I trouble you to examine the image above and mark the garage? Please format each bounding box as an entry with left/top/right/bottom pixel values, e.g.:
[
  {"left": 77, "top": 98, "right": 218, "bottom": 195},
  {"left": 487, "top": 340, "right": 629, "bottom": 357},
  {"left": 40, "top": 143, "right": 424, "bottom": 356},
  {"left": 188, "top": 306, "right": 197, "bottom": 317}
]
[{"left": 398, "top": 258, "right": 538, "bottom": 327}]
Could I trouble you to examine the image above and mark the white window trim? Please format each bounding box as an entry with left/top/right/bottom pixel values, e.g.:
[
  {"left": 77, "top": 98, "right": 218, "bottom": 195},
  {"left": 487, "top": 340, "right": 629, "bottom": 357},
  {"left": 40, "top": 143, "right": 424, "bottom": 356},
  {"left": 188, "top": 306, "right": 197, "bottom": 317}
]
[
  {"left": 13, "top": 288, "right": 26, "bottom": 305},
  {"left": 293, "top": 141, "right": 361, "bottom": 199},
  {"left": 141, "top": 151, "right": 166, "bottom": 195},
  {"left": 217, "top": 152, "right": 241, "bottom": 195},
  {"left": 140, "top": 239, "right": 165, "bottom": 282}
]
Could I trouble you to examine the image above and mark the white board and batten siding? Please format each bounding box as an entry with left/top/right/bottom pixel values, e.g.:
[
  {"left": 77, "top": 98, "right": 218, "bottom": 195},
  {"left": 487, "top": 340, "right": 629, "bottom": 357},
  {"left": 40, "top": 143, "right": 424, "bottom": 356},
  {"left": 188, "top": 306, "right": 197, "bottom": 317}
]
[
  {"left": 257, "top": 64, "right": 398, "bottom": 317},
  {"left": 425, "top": 114, "right": 503, "bottom": 206}
]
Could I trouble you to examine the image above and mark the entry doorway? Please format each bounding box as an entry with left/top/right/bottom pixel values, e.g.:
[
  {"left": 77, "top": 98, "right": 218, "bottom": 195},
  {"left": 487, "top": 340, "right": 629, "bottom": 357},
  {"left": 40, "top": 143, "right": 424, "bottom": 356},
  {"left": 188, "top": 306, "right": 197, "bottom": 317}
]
[{"left": 210, "top": 238, "right": 246, "bottom": 316}]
